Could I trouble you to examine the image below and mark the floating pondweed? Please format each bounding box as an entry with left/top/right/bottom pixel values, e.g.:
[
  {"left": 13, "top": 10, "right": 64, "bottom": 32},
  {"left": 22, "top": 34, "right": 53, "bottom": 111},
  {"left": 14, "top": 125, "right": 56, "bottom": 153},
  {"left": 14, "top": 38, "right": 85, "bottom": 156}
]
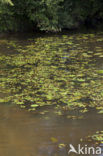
[{"left": 0, "top": 33, "right": 103, "bottom": 114}]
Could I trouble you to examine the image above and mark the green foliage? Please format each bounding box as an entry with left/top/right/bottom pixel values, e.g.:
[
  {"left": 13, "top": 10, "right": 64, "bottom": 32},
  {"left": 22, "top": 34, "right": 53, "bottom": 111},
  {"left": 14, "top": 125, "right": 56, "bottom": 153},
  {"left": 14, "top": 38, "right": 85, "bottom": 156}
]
[
  {"left": 0, "top": 0, "right": 13, "bottom": 5},
  {"left": 0, "top": 4, "right": 15, "bottom": 32},
  {"left": 25, "top": 0, "right": 64, "bottom": 31},
  {"left": 0, "top": 0, "right": 103, "bottom": 31}
]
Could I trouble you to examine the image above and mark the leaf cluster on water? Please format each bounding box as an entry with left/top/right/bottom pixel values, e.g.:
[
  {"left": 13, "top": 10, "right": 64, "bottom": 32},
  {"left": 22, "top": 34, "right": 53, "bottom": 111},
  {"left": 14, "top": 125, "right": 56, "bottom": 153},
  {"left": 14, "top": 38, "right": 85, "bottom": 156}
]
[{"left": 0, "top": 33, "right": 103, "bottom": 114}]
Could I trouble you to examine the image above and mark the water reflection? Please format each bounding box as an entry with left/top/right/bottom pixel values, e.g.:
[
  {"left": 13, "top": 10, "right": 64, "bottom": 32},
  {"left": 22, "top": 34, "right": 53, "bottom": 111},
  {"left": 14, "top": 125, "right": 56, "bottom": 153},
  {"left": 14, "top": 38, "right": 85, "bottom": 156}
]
[{"left": 0, "top": 104, "right": 103, "bottom": 156}]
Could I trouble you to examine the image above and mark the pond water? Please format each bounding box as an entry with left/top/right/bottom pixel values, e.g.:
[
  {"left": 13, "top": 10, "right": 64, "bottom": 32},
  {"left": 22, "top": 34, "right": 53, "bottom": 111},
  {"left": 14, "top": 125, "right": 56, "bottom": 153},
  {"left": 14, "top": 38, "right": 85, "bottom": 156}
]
[
  {"left": 0, "top": 32, "right": 103, "bottom": 156},
  {"left": 0, "top": 104, "right": 103, "bottom": 156}
]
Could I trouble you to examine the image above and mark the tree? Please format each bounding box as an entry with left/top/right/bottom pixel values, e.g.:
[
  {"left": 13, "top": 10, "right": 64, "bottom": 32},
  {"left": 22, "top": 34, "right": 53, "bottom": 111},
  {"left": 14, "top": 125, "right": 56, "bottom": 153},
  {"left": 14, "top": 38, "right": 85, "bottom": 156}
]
[{"left": 0, "top": 0, "right": 103, "bottom": 32}]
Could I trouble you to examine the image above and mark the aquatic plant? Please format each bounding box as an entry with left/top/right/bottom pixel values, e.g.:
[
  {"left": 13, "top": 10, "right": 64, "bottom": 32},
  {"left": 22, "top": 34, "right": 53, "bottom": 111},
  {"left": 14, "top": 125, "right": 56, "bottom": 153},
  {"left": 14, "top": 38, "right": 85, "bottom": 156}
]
[{"left": 0, "top": 33, "right": 103, "bottom": 114}]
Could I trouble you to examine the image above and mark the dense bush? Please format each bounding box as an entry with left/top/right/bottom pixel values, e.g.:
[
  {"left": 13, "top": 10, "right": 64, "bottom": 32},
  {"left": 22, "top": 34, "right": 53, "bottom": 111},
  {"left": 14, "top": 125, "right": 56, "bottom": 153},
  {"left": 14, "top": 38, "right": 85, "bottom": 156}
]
[{"left": 0, "top": 0, "right": 103, "bottom": 32}]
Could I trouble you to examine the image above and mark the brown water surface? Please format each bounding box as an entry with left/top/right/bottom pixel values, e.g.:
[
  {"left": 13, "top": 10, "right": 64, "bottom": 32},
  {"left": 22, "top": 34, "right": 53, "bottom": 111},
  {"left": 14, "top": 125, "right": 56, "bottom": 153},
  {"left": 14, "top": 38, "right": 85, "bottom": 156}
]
[{"left": 0, "top": 104, "right": 103, "bottom": 156}]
